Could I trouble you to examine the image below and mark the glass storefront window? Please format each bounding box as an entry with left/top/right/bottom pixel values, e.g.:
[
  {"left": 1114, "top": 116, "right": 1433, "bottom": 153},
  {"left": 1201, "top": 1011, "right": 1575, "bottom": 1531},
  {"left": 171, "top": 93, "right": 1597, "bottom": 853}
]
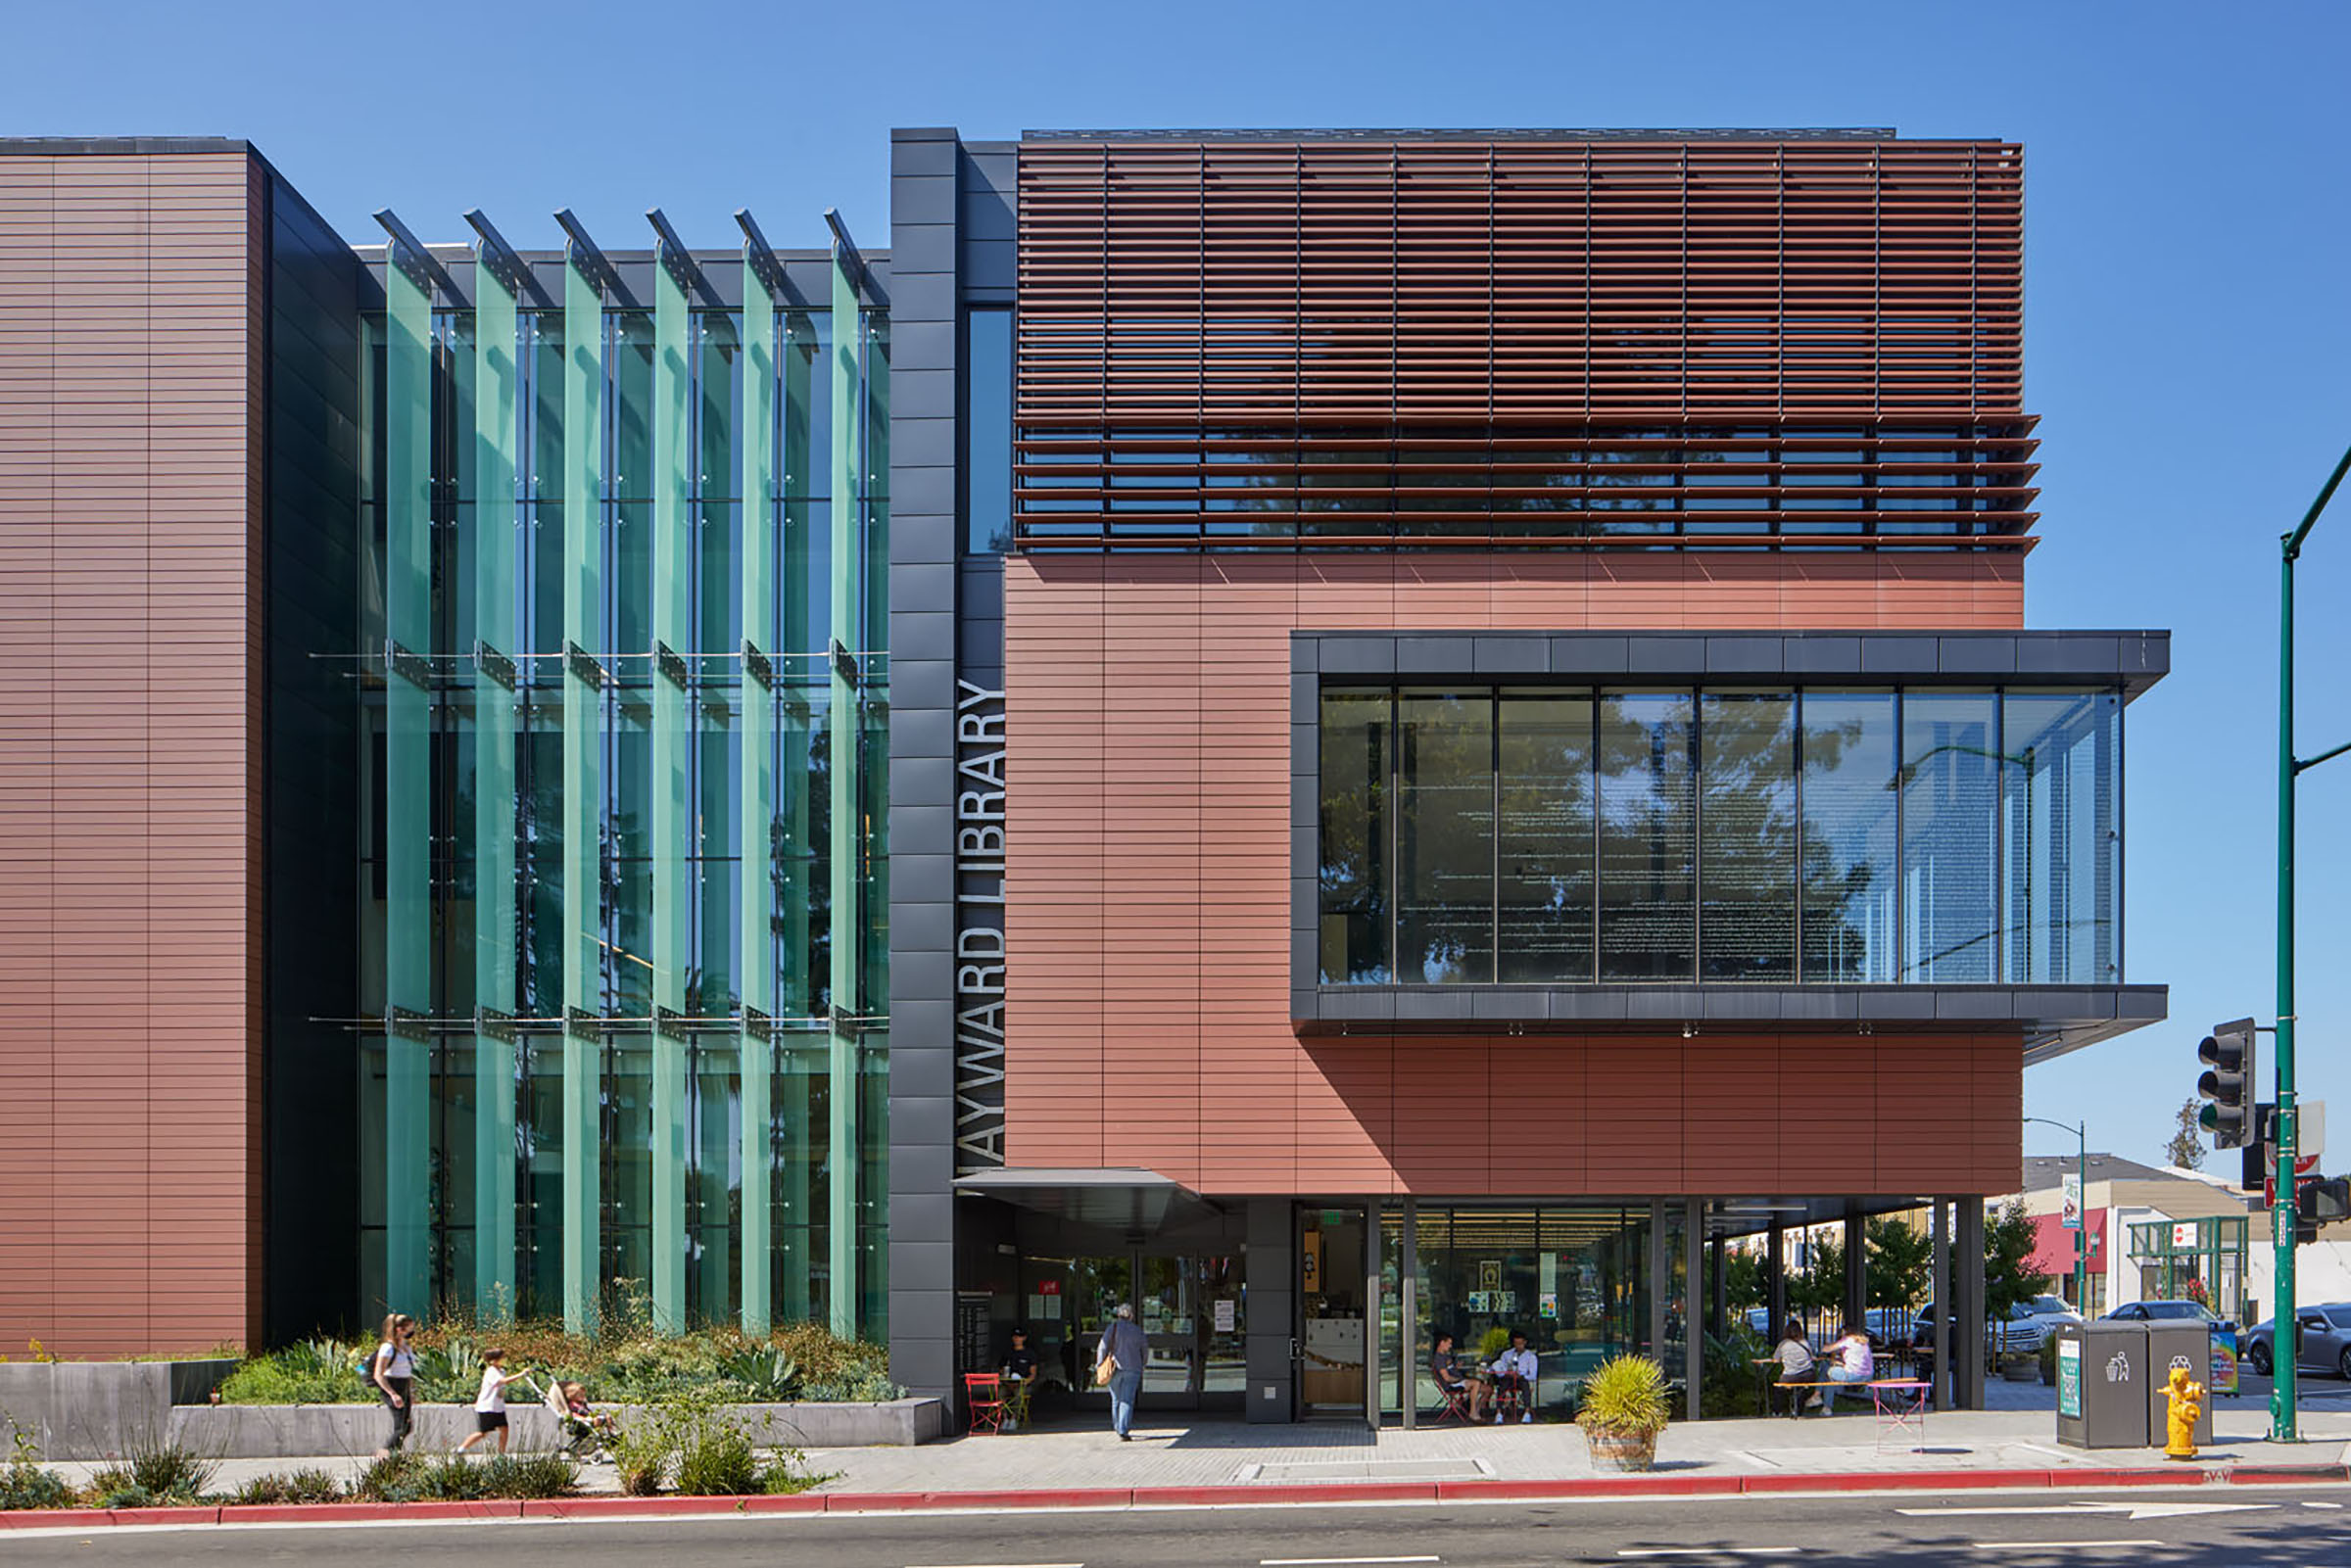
[
  {"left": 1319, "top": 685, "right": 2121, "bottom": 988},
  {"left": 1800, "top": 690, "right": 1896, "bottom": 982},
  {"left": 1599, "top": 692, "right": 1697, "bottom": 982}
]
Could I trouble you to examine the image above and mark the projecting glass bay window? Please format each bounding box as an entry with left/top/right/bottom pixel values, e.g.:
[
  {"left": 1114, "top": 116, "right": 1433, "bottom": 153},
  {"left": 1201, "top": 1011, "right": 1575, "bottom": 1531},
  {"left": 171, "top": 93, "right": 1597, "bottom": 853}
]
[{"left": 1317, "top": 686, "right": 2120, "bottom": 987}]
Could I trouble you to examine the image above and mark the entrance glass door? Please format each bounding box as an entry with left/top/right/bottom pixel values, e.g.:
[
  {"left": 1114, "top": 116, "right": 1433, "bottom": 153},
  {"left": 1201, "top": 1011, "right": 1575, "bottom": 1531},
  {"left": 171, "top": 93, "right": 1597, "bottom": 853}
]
[
  {"left": 1299, "top": 1206, "right": 1368, "bottom": 1417},
  {"left": 1029, "top": 1251, "right": 1245, "bottom": 1412}
]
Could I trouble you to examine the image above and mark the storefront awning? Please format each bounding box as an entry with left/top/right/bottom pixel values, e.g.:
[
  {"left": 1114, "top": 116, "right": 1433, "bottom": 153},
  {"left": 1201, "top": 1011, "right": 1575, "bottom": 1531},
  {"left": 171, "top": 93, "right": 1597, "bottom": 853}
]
[{"left": 953, "top": 1166, "right": 1224, "bottom": 1234}]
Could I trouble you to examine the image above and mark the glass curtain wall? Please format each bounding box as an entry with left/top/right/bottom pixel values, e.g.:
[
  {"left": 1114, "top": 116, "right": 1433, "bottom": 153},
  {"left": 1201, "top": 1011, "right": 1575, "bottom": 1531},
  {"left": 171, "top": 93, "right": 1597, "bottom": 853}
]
[
  {"left": 358, "top": 237, "right": 888, "bottom": 1337},
  {"left": 1319, "top": 687, "right": 2120, "bottom": 987}
]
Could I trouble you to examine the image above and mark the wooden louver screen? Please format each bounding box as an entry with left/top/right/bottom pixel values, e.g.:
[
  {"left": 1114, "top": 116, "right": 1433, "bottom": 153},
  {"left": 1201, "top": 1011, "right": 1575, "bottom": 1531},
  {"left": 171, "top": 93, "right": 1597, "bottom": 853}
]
[{"left": 1014, "top": 137, "right": 2038, "bottom": 551}]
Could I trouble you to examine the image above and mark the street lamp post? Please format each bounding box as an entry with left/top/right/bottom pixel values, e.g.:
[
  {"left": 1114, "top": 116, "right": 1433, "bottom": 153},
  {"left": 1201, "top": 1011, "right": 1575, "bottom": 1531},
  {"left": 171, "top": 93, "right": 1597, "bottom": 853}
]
[
  {"left": 2274, "top": 438, "right": 2351, "bottom": 1444},
  {"left": 2027, "top": 1117, "right": 2089, "bottom": 1312}
]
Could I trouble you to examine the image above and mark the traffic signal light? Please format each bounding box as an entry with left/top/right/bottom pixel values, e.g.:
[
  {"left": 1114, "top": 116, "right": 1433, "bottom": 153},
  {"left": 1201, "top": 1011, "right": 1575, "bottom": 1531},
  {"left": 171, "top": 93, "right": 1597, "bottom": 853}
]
[
  {"left": 2198, "top": 1018, "right": 2258, "bottom": 1148},
  {"left": 2296, "top": 1176, "right": 2350, "bottom": 1246}
]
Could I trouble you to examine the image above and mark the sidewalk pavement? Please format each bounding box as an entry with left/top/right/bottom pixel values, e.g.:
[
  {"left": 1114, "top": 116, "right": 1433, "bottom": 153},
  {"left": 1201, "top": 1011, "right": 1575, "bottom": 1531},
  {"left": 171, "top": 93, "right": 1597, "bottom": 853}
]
[{"left": 38, "top": 1390, "right": 2351, "bottom": 1503}]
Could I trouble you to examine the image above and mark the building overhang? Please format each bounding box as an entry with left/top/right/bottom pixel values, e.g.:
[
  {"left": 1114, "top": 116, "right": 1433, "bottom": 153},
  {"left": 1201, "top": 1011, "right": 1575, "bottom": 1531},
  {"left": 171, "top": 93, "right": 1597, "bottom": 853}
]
[
  {"left": 1294, "top": 983, "right": 2168, "bottom": 1068},
  {"left": 952, "top": 1166, "right": 1225, "bottom": 1234}
]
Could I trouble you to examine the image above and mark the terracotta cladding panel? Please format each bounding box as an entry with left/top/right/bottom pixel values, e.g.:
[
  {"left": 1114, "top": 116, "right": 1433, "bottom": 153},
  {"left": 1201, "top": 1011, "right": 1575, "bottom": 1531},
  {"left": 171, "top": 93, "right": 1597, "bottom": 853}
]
[
  {"left": 1004, "top": 554, "right": 2032, "bottom": 1198},
  {"left": 0, "top": 149, "right": 259, "bottom": 1356}
]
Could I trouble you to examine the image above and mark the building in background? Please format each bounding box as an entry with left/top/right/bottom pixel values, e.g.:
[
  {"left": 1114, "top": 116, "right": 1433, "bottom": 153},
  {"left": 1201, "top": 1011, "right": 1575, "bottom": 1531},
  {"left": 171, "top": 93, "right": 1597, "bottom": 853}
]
[{"left": 0, "top": 128, "right": 2170, "bottom": 1425}]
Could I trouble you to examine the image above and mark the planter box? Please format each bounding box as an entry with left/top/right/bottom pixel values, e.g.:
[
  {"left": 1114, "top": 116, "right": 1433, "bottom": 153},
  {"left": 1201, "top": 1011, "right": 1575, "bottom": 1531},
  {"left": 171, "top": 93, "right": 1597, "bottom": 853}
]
[
  {"left": 158, "top": 1399, "right": 945, "bottom": 1458},
  {"left": 0, "top": 1360, "right": 237, "bottom": 1461}
]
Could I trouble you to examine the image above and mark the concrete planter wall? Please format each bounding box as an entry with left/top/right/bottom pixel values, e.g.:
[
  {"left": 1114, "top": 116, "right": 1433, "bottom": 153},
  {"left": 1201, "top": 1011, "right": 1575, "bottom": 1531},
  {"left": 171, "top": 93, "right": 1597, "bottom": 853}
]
[
  {"left": 0, "top": 1360, "right": 237, "bottom": 1461},
  {"left": 166, "top": 1399, "right": 944, "bottom": 1458}
]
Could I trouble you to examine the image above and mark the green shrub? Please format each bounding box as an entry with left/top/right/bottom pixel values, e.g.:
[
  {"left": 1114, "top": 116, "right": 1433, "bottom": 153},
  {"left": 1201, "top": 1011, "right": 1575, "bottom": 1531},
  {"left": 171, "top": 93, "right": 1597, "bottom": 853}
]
[
  {"left": 120, "top": 1433, "right": 217, "bottom": 1501},
  {"left": 219, "top": 1341, "right": 371, "bottom": 1405},
  {"left": 1574, "top": 1354, "right": 1671, "bottom": 1438},
  {"left": 351, "top": 1453, "right": 424, "bottom": 1503},
  {"left": 229, "top": 1468, "right": 345, "bottom": 1506},
  {"left": 408, "top": 1452, "right": 491, "bottom": 1501},
  {"left": 1476, "top": 1327, "right": 1512, "bottom": 1362},
  {"left": 478, "top": 1451, "right": 579, "bottom": 1500},
  {"left": 87, "top": 1469, "right": 151, "bottom": 1510},
  {"left": 0, "top": 1436, "right": 73, "bottom": 1512},
  {"left": 1701, "top": 1329, "right": 1768, "bottom": 1419},
  {"left": 607, "top": 1413, "right": 670, "bottom": 1497},
  {"left": 674, "top": 1425, "right": 762, "bottom": 1497}
]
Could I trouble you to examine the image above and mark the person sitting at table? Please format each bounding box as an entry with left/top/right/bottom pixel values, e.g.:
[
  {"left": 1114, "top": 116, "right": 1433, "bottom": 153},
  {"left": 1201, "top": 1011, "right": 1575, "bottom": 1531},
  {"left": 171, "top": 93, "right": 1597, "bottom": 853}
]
[
  {"left": 1771, "top": 1320, "right": 1817, "bottom": 1416},
  {"left": 1488, "top": 1328, "right": 1538, "bottom": 1423},
  {"left": 1000, "top": 1325, "right": 1038, "bottom": 1431},
  {"left": 1430, "top": 1330, "right": 1488, "bottom": 1420},
  {"left": 1821, "top": 1321, "right": 1874, "bottom": 1412}
]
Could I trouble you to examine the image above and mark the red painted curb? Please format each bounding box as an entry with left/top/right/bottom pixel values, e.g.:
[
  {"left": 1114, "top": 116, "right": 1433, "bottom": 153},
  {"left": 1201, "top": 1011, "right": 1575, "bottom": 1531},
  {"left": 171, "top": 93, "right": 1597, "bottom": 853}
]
[
  {"left": 1740, "top": 1468, "right": 2049, "bottom": 1495},
  {"left": 0, "top": 1508, "right": 98, "bottom": 1530},
  {"left": 2065, "top": 1467, "right": 2217, "bottom": 1488},
  {"left": 106, "top": 1506, "right": 219, "bottom": 1526},
  {"left": 523, "top": 1495, "right": 757, "bottom": 1519},
  {"left": 2227, "top": 1463, "right": 2351, "bottom": 1485},
  {"left": 1130, "top": 1483, "right": 1441, "bottom": 1507},
  {"left": 216, "top": 1499, "right": 525, "bottom": 1525}
]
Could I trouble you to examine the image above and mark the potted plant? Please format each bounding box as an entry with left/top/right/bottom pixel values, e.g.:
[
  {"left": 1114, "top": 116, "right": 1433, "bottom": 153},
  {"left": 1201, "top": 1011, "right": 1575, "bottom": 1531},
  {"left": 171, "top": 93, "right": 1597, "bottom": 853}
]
[{"left": 1574, "top": 1354, "right": 1669, "bottom": 1473}]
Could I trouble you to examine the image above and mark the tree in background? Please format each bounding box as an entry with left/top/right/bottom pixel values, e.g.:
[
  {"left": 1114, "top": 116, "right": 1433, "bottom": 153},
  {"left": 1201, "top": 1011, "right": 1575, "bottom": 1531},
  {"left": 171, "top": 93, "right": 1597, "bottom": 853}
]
[
  {"left": 1985, "top": 1198, "right": 2055, "bottom": 1354},
  {"left": 2165, "top": 1096, "right": 2207, "bottom": 1171},
  {"left": 1724, "top": 1248, "right": 1764, "bottom": 1317},
  {"left": 1866, "top": 1216, "right": 1935, "bottom": 1310}
]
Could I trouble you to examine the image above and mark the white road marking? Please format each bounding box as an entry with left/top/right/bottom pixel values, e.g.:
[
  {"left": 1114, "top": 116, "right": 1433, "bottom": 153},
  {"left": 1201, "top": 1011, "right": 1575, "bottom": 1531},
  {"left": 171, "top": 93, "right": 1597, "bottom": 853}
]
[
  {"left": 2307, "top": 1498, "right": 2346, "bottom": 1508},
  {"left": 1616, "top": 1551, "right": 1801, "bottom": 1559},
  {"left": 1898, "top": 1500, "right": 2273, "bottom": 1521},
  {"left": 906, "top": 1563, "right": 1084, "bottom": 1567},
  {"left": 1262, "top": 1559, "right": 1441, "bottom": 1566}
]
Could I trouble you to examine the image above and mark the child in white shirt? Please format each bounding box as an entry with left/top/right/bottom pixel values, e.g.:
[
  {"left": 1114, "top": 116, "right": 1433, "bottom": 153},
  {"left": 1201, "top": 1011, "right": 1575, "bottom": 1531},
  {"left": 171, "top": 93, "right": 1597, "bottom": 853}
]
[{"left": 456, "top": 1347, "right": 533, "bottom": 1454}]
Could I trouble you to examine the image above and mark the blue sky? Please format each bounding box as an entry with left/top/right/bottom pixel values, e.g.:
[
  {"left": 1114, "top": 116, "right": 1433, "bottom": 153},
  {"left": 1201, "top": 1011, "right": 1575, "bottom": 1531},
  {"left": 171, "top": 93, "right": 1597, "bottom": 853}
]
[{"left": 14, "top": 0, "right": 2351, "bottom": 1171}]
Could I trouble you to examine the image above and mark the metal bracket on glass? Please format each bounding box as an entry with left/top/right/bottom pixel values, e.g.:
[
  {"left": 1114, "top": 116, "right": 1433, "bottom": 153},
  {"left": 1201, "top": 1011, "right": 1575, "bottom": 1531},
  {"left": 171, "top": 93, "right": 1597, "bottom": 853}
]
[
  {"left": 654, "top": 640, "right": 690, "bottom": 689},
  {"left": 646, "top": 209, "right": 716, "bottom": 304},
  {"left": 373, "top": 209, "right": 460, "bottom": 301},
  {"left": 736, "top": 210, "right": 788, "bottom": 301},
  {"left": 564, "top": 1006, "right": 604, "bottom": 1040},
  {"left": 384, "top": 638, "right": 432, "bottom": 689},
  {"left": 474, "top": 639, "right": 518, "bottom": 691},
  {"left": 823, "top": 208, "right": 872, "bottom": 303},
  {"left": 462, "top": 209, "right": 549, "bottom": 307},
  {"left": 387, "top": 1005, "right": 433, "bottom": 1043},
  {"left": 475, "top": 1006, "right": 518, "bottom": 1043},
  {"left": 829, "top": 637, "right": 860, "bottom": 689},
  {"left": 744, "top": 1005, "right": 776, "bottom": 1042},
  {"left": 828, "top": 1003, "right": 865, "bottom": 1039},
  {"left": 553, "top": 209, "right": 620, "bottom": 298},
  {"left": 744, "top": 640, "right": 774, "bottom": 690},
  {"left": 564, "top": 640, "right": 607, "bottom": 690},
  {"left": 781, "top": 692, "right": 813, "bottom": 723},
  {"left": 655, "top": 1005, "right": 690, "bottom": 1043}
]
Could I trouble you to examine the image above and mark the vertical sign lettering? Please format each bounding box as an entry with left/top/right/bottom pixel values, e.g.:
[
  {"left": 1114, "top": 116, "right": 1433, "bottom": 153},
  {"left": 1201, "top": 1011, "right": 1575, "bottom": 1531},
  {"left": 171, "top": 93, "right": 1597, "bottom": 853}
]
[{"left": 955, "top": 680, "right": 1007, "bottom": 1169}]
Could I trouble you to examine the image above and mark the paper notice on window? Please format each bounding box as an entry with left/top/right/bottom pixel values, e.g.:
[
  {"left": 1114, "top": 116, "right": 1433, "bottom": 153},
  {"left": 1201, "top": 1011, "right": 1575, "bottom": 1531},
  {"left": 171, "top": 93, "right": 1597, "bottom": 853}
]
[{"left": 1215, "top": 1298, "right": 1236, "bottom": 1333}]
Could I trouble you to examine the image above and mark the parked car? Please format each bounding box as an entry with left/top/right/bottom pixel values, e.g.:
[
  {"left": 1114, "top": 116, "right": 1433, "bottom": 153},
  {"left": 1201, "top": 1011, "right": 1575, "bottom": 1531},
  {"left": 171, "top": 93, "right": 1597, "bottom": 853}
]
[
  {"left": 1909, "top": 1302, "right": 2049, "bottom": 1355},
  {"left": 2100, "top": 1299, "right": 2231, "bottom": 1330},
  {"left": 2022, "top": 1293, "right": 2083, "bottom": 1327},
  {"left": 2242, "top": 1304, "right": 2351, "bottom": 1378}
]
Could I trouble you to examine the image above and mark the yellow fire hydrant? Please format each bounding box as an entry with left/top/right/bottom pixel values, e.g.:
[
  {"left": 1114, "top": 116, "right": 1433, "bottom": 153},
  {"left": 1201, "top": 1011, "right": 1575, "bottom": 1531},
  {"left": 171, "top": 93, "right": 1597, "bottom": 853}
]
[{"left": 2163, "top": 1363, "right": 2204, "bottom": 1460}]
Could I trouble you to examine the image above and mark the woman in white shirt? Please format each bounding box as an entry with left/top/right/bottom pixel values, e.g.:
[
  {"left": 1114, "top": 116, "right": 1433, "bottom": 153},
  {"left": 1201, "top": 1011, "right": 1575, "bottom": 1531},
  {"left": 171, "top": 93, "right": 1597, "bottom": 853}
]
[
  {"left": 1822, "top": 1322, "right": 1875, "bottom": 1412},
  {"left": 369, "top": 1312, "right": 418, "bottom": 1458}
]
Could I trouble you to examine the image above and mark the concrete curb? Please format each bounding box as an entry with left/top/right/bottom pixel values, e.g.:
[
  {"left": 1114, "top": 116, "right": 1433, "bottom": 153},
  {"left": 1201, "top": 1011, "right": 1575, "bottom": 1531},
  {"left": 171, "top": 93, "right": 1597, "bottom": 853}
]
[{"left": 1, "top": 1464, "right": 2343, "bottom": 1530}]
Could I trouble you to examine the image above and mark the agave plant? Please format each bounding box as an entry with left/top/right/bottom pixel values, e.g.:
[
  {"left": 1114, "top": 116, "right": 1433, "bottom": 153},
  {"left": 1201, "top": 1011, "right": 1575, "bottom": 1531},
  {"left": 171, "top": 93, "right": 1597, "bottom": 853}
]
[{"left": 719, "top": 1348, "right": 801, "bottom": 1402}]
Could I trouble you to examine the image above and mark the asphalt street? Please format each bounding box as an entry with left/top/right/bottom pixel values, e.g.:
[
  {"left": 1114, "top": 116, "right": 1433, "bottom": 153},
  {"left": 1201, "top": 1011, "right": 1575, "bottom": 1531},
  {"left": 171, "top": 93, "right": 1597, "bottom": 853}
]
[{"left": 11, "top": 1487, "right": 2351, "bottom": 1567}]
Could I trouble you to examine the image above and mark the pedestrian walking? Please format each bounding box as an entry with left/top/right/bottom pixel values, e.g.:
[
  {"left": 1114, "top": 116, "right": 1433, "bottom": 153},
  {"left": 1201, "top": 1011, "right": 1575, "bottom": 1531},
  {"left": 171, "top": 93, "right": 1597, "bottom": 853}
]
[
  {"left": 1096, "top": 1303, "right": 1148, "bottom": 1442},
  {"left": 369, "top": 1312, "right": 418, "bottom": 1458},
  {"left": 456, "top": 1347, "right": 533, "bottom": 1455}
]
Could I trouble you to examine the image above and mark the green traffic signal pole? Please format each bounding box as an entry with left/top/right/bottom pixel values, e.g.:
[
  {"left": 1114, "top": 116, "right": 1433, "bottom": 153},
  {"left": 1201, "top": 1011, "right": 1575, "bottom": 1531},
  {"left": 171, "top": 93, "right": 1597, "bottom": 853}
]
[
  {"left": 2025, "top": 1117, "right": 2088, "bottom": 1314},
  {"left": 2274, "top": 438, "right": 2351, "bottom": 1445}
]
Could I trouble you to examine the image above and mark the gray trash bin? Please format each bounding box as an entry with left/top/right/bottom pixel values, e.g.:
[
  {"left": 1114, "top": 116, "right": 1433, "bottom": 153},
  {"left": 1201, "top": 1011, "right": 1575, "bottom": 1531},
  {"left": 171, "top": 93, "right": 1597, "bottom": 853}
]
[
  {"left": 2146, "top": 1323, "right": 2216, "bottom": 1447},
  {"left": 2055, "top": 1321, "right": 2149, "bottom": 1449}
]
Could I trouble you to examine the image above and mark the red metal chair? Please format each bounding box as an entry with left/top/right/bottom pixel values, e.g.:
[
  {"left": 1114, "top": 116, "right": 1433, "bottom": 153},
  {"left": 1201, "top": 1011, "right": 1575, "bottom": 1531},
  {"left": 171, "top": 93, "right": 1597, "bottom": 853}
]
[
  {"left": 964, "top": 1372, "right": 1008, "bottom": 1435},
  {"left": 1429, "top": 1375, "right": 1475, "bottom": 1424}
]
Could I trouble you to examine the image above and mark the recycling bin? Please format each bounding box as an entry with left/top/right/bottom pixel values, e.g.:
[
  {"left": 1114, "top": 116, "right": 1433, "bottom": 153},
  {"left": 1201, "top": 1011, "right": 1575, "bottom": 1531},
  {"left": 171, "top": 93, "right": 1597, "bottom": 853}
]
[
  {"left": 2146, "top": 1322, "right": 2217, "bottom": 1446},
  {"left": 2054, "top": 1320, "right": 2149, "bottom": 1449}
]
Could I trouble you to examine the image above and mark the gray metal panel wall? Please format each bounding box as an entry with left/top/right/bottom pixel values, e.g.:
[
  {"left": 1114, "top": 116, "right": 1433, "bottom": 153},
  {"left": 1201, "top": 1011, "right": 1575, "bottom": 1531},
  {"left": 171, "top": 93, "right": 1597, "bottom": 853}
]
[
  {"left": 887, "top": 126, "right": 963, "bottom": 1402},
  {"left": 1245, "top": 1198, "right": 1296, "bottom": 1421}
]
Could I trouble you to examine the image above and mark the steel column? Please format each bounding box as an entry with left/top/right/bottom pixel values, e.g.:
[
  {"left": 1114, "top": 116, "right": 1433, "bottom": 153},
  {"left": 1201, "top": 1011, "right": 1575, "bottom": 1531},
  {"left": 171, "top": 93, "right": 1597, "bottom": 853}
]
[{"left": 1685, "top": 1199, "right": 1703, "bottom": 1420}]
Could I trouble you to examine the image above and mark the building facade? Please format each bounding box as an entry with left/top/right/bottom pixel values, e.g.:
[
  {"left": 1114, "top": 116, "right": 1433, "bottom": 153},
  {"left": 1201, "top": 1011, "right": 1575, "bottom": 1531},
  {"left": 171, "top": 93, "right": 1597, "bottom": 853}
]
[{"left": 0, "top": 128, "right": 2167, "bottom": 1422}]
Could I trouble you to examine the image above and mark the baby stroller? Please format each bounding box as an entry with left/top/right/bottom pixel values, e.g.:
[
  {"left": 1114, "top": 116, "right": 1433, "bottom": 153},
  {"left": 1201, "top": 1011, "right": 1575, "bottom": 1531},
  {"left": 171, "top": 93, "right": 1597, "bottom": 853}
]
[{"left": 545, "top": 1380, "right": 617, "bottom": 1463}]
